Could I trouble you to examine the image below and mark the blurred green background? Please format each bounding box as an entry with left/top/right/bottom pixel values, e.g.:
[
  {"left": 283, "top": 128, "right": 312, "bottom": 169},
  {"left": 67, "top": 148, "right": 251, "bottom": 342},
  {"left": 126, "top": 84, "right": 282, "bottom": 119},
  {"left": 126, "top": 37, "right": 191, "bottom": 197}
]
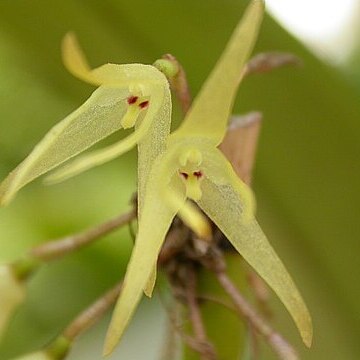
[{"left": 0, "top": 0, "right": 359, "bottom": 359}]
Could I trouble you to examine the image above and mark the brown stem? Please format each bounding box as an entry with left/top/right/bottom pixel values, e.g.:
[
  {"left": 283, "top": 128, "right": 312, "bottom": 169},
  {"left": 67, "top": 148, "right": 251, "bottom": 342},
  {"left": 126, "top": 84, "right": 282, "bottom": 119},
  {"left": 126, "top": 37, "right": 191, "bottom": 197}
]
[
  {"left": 247, "top": 269, "right": 272, "bottom": 318},
  {"left": 196, "top": 294, "right": 237, "bottom": 314},
  {"left": 158, "top": 285, "right": 214, "bottom": 360},
  {"left": 158, "top": 226, "right": 190, "bottom": 265},
  {"left": 63, "top": 282, "right": 122, "bottom": 341},
  {"left": 244, "top": 52, "right": 302, "bottom": 77},
  {"left": 162, "top": 54, "right": 192, "bottom": 114},
  {"left": 159, "top": 317, "right": 179, "bottom": 360},
  {"left": 214, "top": 270, "right": 298, "bottom": 360},
  {"left": 184, "top": 266, "right": 217, "bottom": 360},
  {"left": 30, "top": 210, "right": 136, "bottom": 261}
]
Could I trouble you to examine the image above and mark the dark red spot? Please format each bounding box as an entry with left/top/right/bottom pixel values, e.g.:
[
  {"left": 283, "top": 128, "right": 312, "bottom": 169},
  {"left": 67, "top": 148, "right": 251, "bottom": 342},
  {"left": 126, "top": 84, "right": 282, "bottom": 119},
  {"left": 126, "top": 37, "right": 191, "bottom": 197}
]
[
  {"left": 193, "top": 171, "right": 203, "bottom": 179},
  {"left": 180, "top": 172, "right": 189, "bottom": 179},
  {"left": 127, "top": 96, "right": 138, "bottom": 105},
  {"left": 139, "top": 100, "right": 149, "bottom": 109}
]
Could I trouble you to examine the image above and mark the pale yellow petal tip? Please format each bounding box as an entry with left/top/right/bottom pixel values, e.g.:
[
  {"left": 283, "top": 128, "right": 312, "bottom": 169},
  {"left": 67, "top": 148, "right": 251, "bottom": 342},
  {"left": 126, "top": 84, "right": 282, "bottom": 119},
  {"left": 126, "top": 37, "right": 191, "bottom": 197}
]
[
  {"left": 143, "top": 268, "right": 157, "bottom": 298},
  {"left": 195, "top": 218, "right": 212, "bottom": 241},
  {"left": 143, "top": 287, "right": 153, "bottom": 298},
  {"left": 251, "top": 0, "right": 266, "bottom": 10},
  {"left": 177, "top": 200, "right": 212, "bottom": 240},
  {"left": 62, "top": 31, "right": 91, "bottom": 81},
  {"left": 102, "top": 333, "right": 118, "bottom": 358},
  {"left": 301, "top": 316, "right": 313, "bottom": 348}
]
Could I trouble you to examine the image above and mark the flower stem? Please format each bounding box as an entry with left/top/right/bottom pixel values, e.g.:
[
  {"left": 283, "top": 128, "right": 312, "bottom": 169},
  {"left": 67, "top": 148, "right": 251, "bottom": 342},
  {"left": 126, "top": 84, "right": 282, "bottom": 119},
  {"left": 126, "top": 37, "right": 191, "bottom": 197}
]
[
  {"left": 204, "top": 250, "right": 298, "bottom": 360},
  {"left": 11, "top": 256, "right": 41, "bottom": 281},
  {"left": 63, "top": 282, "right": 122, "bottom": 341},
  {"left": 184, "top": 265, "right": 217, "bottom": 360},
  {"left": 30, "top": 209, "right": 136, "bottom": 262},
  {"left": 160, "top": 54, "right": 192, "bottom": 114}
]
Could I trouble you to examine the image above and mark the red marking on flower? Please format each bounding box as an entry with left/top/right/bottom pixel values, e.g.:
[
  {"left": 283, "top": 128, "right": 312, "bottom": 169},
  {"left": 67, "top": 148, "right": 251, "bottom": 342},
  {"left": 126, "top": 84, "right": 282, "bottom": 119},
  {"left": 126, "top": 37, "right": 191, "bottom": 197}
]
[
  {"left": 127, "top": 96, "right": 138, "bottom": 105},
  {"left": 193, "top": 171, "right": 203, "bottom": 179},
  {"left": 180, "top": 172, "right": 189, "bottom": 179},
  {"left": 139, "top": 100, "right": 149, "bottom": 109}
]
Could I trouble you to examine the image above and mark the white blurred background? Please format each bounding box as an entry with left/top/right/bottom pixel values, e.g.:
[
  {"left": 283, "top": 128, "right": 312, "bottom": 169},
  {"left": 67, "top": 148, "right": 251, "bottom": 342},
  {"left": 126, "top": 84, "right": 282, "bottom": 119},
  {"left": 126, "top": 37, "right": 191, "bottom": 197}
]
[{"left": 267, "top": 0, "right": 359, "bottom": 64}]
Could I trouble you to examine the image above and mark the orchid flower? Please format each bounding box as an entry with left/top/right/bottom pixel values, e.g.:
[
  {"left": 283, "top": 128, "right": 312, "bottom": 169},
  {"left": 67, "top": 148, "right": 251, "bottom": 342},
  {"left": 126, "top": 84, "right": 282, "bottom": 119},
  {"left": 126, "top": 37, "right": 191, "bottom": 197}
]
[
  {"left": 103, "top": 0, "right": 312, "bottom": 355},
  {"left": 0, "top": 32, "right": 172, "bottom": 213}
]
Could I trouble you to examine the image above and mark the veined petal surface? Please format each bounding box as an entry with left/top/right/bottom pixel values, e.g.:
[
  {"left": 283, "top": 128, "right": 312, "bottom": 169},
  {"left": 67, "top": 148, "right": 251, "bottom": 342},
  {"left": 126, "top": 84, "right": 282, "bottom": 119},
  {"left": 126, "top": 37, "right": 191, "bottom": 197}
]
[
  {"left": 46, "top": 80, "right": 171, "bottom": 184},
  {"left": 197, "top": 178, "right": 313, "bottom": 347},
  {"left": 0, "top": 86, "right": 129, "bottom": 205},
  {"left": 103, "top": 161, "right": 181, "bottom": 355},
  {"left": 171, "top": 0, "right": 264, "bottom": 144}
]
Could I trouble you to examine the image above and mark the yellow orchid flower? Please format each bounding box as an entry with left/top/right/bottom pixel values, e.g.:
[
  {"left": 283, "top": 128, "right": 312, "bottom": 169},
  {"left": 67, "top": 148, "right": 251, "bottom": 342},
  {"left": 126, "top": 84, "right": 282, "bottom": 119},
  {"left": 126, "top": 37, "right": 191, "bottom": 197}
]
[
  {"left": 104, "top": 0, "right": 312, "bottom": 356},
  {"left": 0, "top": 32, "right": 171, "bottom": 211}
]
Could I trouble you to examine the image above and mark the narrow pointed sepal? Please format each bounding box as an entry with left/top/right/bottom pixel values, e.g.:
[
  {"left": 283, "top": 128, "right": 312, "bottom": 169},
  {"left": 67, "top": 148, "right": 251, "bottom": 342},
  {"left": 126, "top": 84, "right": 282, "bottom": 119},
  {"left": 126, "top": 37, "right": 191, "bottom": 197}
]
[
  {"left": 164, "top": 189, "right": 211, "bottom": 240},
  {"left": 0, "top": 86, "right": 129, "bottom": 205},
  {"left": 62, "top": 32, "right": 170, "bottom": 87},
  {"left": 143, "top": 267, "right": 157, "bottom": 298},
  {"left": 197, "top": 178, "right": 313, "bottom": 347},
  {"left": 45, "top": 81, "right": 169, "bottom": 185},
  {"left": 44, "top": 121, "right": 147, "bottom": 184},
  {"left": 103, "top": 161, "right": 181, "bottom": 355},
  {"left": 62, "top": 32, "right": 94, "bottom": 85},
  {"left": 171, "top": 0, "right": 265, "bottom": 144}
]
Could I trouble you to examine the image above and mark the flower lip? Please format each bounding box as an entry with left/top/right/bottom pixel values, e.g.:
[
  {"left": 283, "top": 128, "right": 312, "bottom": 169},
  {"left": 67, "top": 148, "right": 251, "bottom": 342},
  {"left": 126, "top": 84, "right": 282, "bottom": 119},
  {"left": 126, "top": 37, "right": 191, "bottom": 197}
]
[
  {"left": 179, "top": 171, "right": 189, "bottom": 180},
  {"left": 139, "top": 100, "right": 149, "bottom": 109},
  {"left": 193, "top": 170, "right": 203, "bottom": 179},
  {"left": 127, "top": 96, "right": 138, "bottom": 104},
  {"left": 121, "top": 95, "right": 150, "bottom": 129},
  {"left": 177, "top": 148, "right": 204, "bottom": 202}
]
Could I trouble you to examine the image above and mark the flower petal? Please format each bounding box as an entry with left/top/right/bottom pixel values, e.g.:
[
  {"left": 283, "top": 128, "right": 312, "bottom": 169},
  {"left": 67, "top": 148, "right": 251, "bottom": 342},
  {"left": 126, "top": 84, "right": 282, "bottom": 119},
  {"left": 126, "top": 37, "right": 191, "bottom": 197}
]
[
  {"left": 45, "top": 81, "right": 169, "bottom": 184},
  {"left": 201, "top": 146, "right": 256, "bottom": 221},
  {"left": 62, "top": 34, "right": 172, "bottom": 204},
  {"left": 164, "top": 189, "right": 211, "bottom": 240},
  {"left": 43, "top": 128, "right": 143, "bottom": 184},
  {"left": 0, "top": 86, "right": 129, "bottom": 205},
  {"left": 62, "top": 32, "right": 94, "bottom": 85},
  {"left": 136, "top": 80, "right": 171, "bottom": 215},
  {"left": 103, "top": 167, "right": 180, "bottom": 356},
  {"left": 171, "top": 0, "right": 264, "bottom": 145},
  {"left": 62, "top": 32, "right": 167, "bottom": 87},
  {"left": 197, "top": 178, "right": 313, "bottom": 347}
]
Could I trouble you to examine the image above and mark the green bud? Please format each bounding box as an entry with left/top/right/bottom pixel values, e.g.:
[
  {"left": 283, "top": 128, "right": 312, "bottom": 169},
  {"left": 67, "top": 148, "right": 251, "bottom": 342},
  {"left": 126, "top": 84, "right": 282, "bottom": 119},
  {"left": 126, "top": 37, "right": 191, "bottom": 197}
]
[{"left": 153, "top": 58, "right": 179, "bottom": 79}]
